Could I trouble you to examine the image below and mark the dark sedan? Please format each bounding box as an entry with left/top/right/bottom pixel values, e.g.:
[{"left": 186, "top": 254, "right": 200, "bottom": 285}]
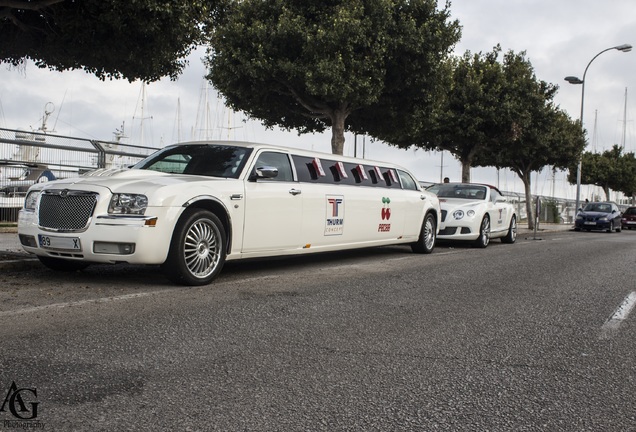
[
  {"left": 621, "top": 207, "right": 636, "bottom": 230},
  {"left": 574, "top": 202, "right": 622, "bottom": 233}
]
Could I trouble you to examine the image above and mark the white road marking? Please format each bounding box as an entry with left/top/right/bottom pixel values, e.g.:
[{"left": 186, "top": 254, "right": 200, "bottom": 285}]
[
  {"left": 599, "top": 291, "right": 636, "bottom": 339},
  {"left": 0, "top": 292, "right": 155, "bottom": 318}
]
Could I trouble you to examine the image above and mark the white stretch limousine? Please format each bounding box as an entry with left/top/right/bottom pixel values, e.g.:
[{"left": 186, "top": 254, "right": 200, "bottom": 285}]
[{"left": 18, "top": 142, "right": 440, "bottom": 285}]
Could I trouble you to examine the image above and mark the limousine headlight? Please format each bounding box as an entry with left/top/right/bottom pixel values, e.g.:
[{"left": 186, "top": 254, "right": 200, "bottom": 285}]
[
  {"left": 24, "top": 190, "right": 41, "bottom": 211},
  {"left": 108, "top": 193, "right": 148, "bottom": 215}
]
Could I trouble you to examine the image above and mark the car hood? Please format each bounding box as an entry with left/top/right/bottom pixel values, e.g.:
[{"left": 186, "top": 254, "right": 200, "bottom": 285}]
[
  {"left": 31, "top": 169, "right": 232, "bottom": 195},
  {"left": 579, "top": 211, "right": 612, "bottom": 218},
  {"left": 438, "top": 198, "right": 484, "bottom": 210}
]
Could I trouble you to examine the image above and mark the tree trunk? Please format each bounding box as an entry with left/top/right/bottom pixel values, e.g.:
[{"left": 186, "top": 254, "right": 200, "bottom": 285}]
[
  {"left": 461, "top": 160, "right": 471, "bottom": 183},
  {"left": 330, "top": 109, "right": 347, "bottom": 155},
  {"left": 522, "top": 171, "right": 535, "bottom": 230},
  {"left": 603, "top": 186, "right": 610, "bottom": 202}
]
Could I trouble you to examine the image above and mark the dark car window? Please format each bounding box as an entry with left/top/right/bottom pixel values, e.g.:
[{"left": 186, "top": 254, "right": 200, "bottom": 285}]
[
  {"left": 134, "top": 144, "right": 253, "bottom": 179},
  {"left": 584, "top": 203, "right": 611, "bottom": 213}
]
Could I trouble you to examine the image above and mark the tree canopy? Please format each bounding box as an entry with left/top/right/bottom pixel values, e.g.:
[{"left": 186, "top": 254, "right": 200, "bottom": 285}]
[
  {"left": 205, "top": 0, "right": 460, "bottom": 154},
  {"left": 568, "top": 145, "right": 636, "bottom": 201},
  {"left": 0, "top": 0, "right": 217, "bottom": 82},
  {"left": 473, "top": 51, "right": 585, "bottom": 228}
]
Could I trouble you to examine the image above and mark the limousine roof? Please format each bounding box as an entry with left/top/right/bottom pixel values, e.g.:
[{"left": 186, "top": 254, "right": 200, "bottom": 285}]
[{"left": 170, "top": 140, "right": 410, "bottom": 171}]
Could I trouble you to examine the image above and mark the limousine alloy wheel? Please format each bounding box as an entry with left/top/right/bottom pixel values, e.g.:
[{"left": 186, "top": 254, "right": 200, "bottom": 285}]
[
  {"left": 162, "top": 209, "right": 227, "bottom": 286},
  {"left": 411, "top": 212, "right": 436, "bottom": 254}
]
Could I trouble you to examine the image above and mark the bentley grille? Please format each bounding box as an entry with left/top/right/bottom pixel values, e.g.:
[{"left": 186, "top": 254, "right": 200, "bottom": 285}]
[{"left": 39, "top": 190, "right": 98, "bottom": 231}]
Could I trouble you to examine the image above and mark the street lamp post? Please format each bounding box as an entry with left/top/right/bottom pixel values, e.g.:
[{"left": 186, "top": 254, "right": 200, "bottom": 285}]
[{"left": 564, "top": 43, "right": 632, "bottom": 213}]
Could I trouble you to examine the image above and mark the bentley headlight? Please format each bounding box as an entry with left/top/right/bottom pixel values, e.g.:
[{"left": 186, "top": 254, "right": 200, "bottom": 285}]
[
  {"left": 24, "top": 190, "right": 41, "bottom": 211},
  {"left": 467, "top": 210, "right": 476, "bottom": 217},
  {"left": 453, "top": 210, "right": 464, "bottom": 220},
  {"left": 109, "top": 193, "right": 148, "bottom": 215}
]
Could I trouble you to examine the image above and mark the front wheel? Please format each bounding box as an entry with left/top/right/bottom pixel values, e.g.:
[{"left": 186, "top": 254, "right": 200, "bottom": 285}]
[
  {"left": 411, "top": 212, "right": 436, "bottom": 254},
  {"left": 473, "top": 215, "right": 490, "bottom": 248},
  {"left": 501, "top": 215, "right": 517, "bottom": 244},
  {"left": 162, "top": 209, "right": 227, "bottom": 286},
  {"left": 606, "top": 221, "right": 614, "bottom": 233}
]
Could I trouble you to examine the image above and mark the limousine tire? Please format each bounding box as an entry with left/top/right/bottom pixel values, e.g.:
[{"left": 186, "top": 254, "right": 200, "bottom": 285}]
[
  {"left": 411, "top": 212, "right": 436, "bottom": 254},
  {"left": 162, "top": 209, "right": 227, "bottom": 286},
  {"left": 38, "top": 256, "right": 90, "bottom": 272}
]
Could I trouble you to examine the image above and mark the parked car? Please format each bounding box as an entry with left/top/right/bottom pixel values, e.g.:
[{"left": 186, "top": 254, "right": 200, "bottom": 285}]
[
  {"left": 621, "top": 206, "right": 636, "bottom": 230},
  {"left": 0, "top": 162, "right": 55, "bottom": 197},
  {"left": 18, "top": 141, "right": 440, "bottom": 285},
  {"left": 574, "top": 202, "right": 622, "bottom": 232},
  {"left": 426, "top": 182, "right": 517, "bottom": 248}
]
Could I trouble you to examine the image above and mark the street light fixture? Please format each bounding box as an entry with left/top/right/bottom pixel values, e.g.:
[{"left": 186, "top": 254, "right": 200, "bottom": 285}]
[{"left": 565, "top": 43, "right": 632, "bottom": 213}]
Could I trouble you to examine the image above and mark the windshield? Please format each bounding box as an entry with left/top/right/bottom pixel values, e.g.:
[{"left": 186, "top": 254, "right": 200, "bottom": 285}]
[
  {"left": 133, "top": 144, "right": 253, "bottom": 179},
  {"left": 428, "top": 184, "right": 488, "bottom": 200},
  {"left": 583, "top": 203, "right": 612, "bottom": 213}
]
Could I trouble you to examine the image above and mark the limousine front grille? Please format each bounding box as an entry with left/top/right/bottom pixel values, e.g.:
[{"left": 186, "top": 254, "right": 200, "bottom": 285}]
[{"left": 39, "top": 190, "right": 98, "bottom": 231}]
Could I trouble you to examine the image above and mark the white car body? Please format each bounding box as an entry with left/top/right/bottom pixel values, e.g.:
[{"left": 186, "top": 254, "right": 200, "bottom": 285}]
[
  {"left": 18, "top": 141, "right": 440, "bottom": 285},
  {"left": 426, "top": 182, "right": 517, "bottom": 247}
]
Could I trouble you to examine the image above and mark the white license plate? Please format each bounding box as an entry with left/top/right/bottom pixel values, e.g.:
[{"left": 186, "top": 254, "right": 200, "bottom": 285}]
[
  {"left": 38, "top": 234, "right": 82, "bottom": 251},
  {"left": 627, "top": 221, "right": 636, "bottom": 225},
  {"left": 584, "top": 221, "right": 596, "bottom": 225}
]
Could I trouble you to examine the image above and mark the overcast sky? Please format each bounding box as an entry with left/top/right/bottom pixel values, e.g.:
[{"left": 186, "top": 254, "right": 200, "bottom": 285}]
[{"left": 1, "top": 0, "right": 635, "bottom": 200}]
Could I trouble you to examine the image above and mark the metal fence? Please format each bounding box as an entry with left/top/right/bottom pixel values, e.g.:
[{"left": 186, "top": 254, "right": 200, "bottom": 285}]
[{"left": 1, "top": 127, "right": 158, "bottom": 222}]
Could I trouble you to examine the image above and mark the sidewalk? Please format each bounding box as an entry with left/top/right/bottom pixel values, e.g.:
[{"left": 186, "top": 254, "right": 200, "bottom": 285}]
[{"left": 0, "top": 223, "right": 573, "bottom": 271}]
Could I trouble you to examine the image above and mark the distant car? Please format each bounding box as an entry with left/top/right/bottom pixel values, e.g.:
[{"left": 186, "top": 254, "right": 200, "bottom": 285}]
[
  {"left": 0, "top": 163, "right": 55, "bottom": 197},
  {"left": 621, "top": 206, "right": 636, "bottom": 230},
  {"left": 426, "top": 182, "right": 517, "bottom": 248},
  {"left": 574, "top": 202, "right": 622, "bottom": 233}
]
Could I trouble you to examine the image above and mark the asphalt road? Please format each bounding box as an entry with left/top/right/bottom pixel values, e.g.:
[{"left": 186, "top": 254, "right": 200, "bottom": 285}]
[{"left": 0, "top": 230, "right": 635, "bottom": 431}]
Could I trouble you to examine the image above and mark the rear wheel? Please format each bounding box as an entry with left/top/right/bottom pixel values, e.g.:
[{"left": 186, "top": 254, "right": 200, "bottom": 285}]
[
  {"left": 501, "top": 215, "right": 517, "bottom": 244},
  {"left": 411, "top": 212, "right": 436, "bottom": 254},
  {"left": 38, "top": 256, "right": 90, "bottom": 272},
  {"left": 162, "top": 209, "right": 227, "bottom": 286},
  {"left": 473, "top": 215, "right": 490, "bottom": 248}
]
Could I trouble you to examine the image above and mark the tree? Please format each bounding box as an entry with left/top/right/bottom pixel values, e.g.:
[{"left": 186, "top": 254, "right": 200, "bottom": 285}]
[
  {"left": 205, "top": 0, "right": 460, "bottom": 154},
  {"left": 474, "top": 51, "right": 585, "bottom": 229},
  {"left": 424, "top": 47, "right": 506, "bottom": 182},
  {"left": 1, "top": 0, "right": 217, "bottom": 82},
  {"left": 568, "top": 145, "right": 636, "bottom": 202}
]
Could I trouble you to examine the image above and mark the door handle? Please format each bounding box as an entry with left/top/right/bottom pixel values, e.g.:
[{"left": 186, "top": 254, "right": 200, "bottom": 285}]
[
  {"left": 230, "top": 194, "right": 243, "bottom": 200},
  {"left": 289, "top": 189, "right": 302, "bottom": 196}
]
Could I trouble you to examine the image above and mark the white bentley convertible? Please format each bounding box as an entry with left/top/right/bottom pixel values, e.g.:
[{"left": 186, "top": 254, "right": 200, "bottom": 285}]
[{"left": 426, "top": 183, "right": 517, "bottom": 248}]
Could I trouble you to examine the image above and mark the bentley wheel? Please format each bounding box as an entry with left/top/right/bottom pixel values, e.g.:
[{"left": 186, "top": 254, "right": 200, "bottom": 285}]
[
  {"left": 501, "top": 215, "right": 517, "bottom": 244},
  {"left": 474, "top": 215, "right": 490, "bottom": 248}
]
